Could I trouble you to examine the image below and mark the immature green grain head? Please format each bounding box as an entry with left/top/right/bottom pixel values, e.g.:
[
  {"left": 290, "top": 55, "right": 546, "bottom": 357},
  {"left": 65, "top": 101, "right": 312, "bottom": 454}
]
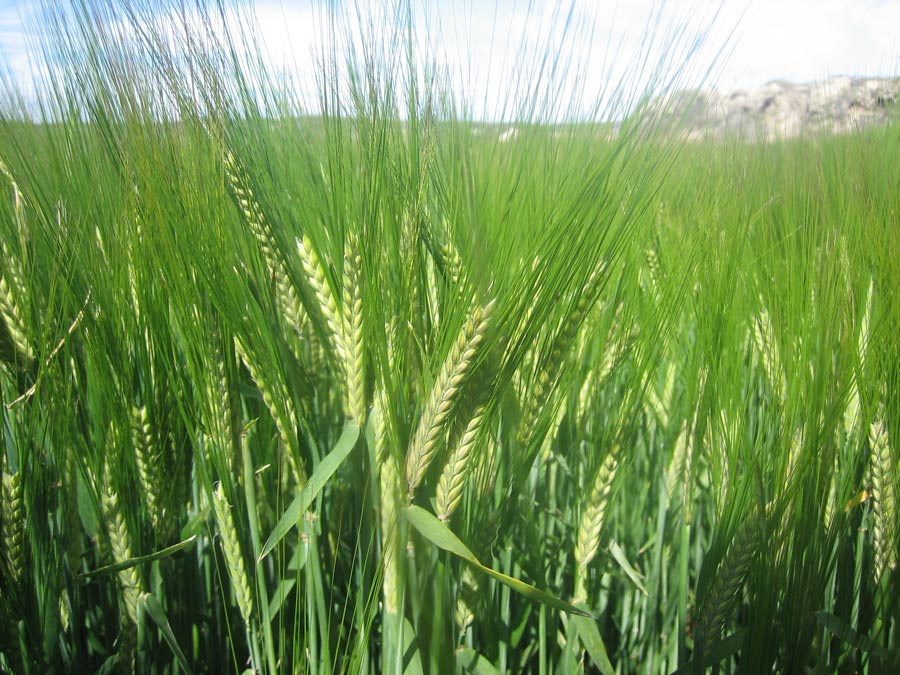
[
  {"left": 436, "top": 404, "right": 486, "bottom": 522},
  {"left": 0, "top": 266, "right": 33, "bottom": 364},
  {"left": 298, "top": 234, "right": 346, "bottom": 364},
  {"left": 234, "top": 336, "right": 303, "bottom": 486},
  {"left": 518, "top": 270, "right": 604, "bottom": 448},
  {"left": 212, "top": 483, "right": 255, "bottom": 628},
  {"left": 1, "top": 469, "right": 26, "bottom": 590},
  {"left": 869, "top": 419, "right": 896, "bottom": 583},
  {"left": 573, "top": 446, "right": 619, "bottom": 601},
  {"left": 753, "top": 301, "right": 786, "bottom": 402},
  {"left": 696, "top": 517, "right": 757, "bottom": 646},
  {"left": 405, "top": 299, "right": 495, "bottom": 498},
  {"left": 130, "top": 404, "right": 162, "bottom": 532},
  {"left": 342, "top": 231, "right": 367, "bottom": 425},
  {"left": 102, "top": 487, "right": 143, "bottom": 625}
]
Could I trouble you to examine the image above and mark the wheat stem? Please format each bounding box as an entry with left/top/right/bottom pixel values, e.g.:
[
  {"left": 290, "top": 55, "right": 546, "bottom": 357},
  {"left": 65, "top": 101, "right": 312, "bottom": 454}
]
[{"left": 375, "top": 402, "right": 402, "bottom": 615}]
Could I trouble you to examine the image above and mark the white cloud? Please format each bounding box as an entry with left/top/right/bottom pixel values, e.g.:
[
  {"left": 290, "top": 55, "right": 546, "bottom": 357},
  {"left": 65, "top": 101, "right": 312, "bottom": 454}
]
[
  {"left": 0, "top": 0, "right": 897, "bottom": 118},
  {"left": 700, "top": 0, "right": 900, "bottom": 91}
]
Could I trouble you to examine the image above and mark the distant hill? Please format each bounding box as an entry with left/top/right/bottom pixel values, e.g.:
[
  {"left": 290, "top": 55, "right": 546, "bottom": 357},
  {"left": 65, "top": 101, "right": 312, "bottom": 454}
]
[{"left": 649, "top": 76, "right": 900, "bottom": 140}]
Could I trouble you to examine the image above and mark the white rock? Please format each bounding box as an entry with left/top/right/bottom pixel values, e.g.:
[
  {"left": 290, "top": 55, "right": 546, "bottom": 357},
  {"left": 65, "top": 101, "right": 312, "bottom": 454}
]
[{"left": 648, "top": 76, "right": 900, "bottom": 140}]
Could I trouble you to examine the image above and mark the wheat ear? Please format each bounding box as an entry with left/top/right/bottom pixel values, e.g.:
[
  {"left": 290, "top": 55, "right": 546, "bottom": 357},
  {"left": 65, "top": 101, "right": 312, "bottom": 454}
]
[
  {"left": 223, "top": 149, "right": 307, "bottom": 340},
  {"left": 106, "top": 465, "right": 139, "bottom": 670},
  {"left": 342, "top": 232, "right": 366, "bottom": 425},
  {"left": 223, "top": 149, "right": 275, "bottom": 263},
  {"left": 61, "top": 450, "right": 83, "bottom": 572},
  {"left": 439, "top": 239, "right": 465, "bottom": 290},
  {"left": 436, "top": 405, "right": 486, "bottom": 522},
  {"left": 0, "top": 269, "right": 32, "bottom": 362},
  {"left": 519, "top": 272, "right": 602, "bottom": 447},
  {"left": 276, "top": 266, "right": 308, "bottom": 340},
  {"left": 753, "top": 303, "right": 786, "bottom": 401},
  {"left": 696, "top": 517, "right": 757, "bottom": 645},
  {"left": 573, "top": 447, "right": 619, "bottom": 601},
  {"left": 454, "top": 566, "right": 478, "bottom": 635},
  {"left": 663, "top": 417, "right": 697, "bottom": 524},
  {"left": 0, "top": 240, "right": 24, "bottom": 293},
  {"left": 298, "top": 235, "right": 346, "bottom": 363},
  {"left": 405, "top": 299, "right": 495, "bottom": 498},
  {"left": 212, "top": 483, "right": 255, "bottom": 628},
  {"left": 2, "top": 469, "right": 26, "bottom": 590},
  {"left": 0, "top": 180, "right": 33, "bottom": 360},
  {"left": 223, "top": 148, "right": 300, "bottom": 334},
  {"left": 102, "top": 487, "right": 143, "bottom": 625},
  {"left": 844, "top": 278, "right": 874, "bottom": 439},
  {"left": 645, "top": 361, "right": 676, "bottom": 429},
  {"left": 234, "top": 337, "right": 303, "bottom": 486},
  {"left": 380, "top": 454, "right": 402, "bottom": 615},
  {"left": 130, "top": 404, "right": 162, "bottom": 531},
  {"left": 869, "top": 419, "right": 896, "bottom": 582},
  {"left": 644, "top": 245, "right": 662, "bottom": 301},
  {"left": 206, "top": 330, "right": 234, "bottom": 473}
]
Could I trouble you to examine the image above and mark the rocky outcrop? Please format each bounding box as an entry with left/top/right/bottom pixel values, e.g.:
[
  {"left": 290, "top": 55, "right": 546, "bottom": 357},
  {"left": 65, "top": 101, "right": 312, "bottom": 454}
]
[{"left": 653, "top": 76, "right": 900, "bottom": 140}]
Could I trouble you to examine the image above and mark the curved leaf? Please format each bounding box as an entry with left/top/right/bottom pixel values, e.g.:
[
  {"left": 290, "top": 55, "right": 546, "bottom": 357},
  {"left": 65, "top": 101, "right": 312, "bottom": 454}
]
[
  {"left": 139, "top": 593, "right": 194, "bottom": 674},
  {"left": 572, "top": 614, "right": 615, "bottom": 675},
  {"left": 456, "top": 647, "right": 501, "bottom": 675},
  {"left": 815, "top": 611, "right": 890, "bottom": 661},
  {"left": 259, "top": 422, "right": 359, "bottom": 561},
  {"left": 80, "top": 535, "right": 197, "bottom": 578},
  {"left": 404, "top": 505, "right": 593, "bottom": 618}
]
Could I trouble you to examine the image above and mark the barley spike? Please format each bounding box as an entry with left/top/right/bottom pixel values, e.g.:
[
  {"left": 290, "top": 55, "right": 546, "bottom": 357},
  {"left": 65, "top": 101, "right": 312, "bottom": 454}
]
[
  {"left": 436, "top": 405, "right": 485, "bottom": 521},
  {"left": 103, "top": 487, "right": 143, "bottom": 625},
  {"left": 405, "top": 299, "right": 494, "bottom": 497},
  {"left": 2, "top": 469, "right": 26, "bottom": 590},
  {"left": 298, "top": 235, "right": 346, "bottom": 364},
  {"left": 212, "top": 483, "right": 255, "bottom": 627},
  {"left": 342, "top": 232, "right": 366, "bottom": 425},
  {"left": 869, "top": 419, "right": 896, "bottom": 582}
]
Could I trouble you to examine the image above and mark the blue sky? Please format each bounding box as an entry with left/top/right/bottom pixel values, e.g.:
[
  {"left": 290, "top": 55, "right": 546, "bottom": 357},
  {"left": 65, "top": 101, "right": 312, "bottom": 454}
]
[{"left": 1, "top": 1, "right": 898, "bottom": 117}]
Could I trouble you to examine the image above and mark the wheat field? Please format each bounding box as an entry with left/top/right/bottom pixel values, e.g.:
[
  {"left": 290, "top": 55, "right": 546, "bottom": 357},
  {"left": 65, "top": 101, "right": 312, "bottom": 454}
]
[{"left": 0, "top": 1, "right": 898, "bottom": 673}]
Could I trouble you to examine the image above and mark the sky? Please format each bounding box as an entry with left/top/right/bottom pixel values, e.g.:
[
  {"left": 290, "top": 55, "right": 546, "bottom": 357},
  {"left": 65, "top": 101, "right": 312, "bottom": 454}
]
[{"left": 0, "top": 0, "right": 898, "bottom": 118}]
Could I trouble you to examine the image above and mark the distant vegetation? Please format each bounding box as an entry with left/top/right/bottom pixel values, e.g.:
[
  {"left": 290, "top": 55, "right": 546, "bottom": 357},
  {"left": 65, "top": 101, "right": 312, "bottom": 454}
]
[{"left": 0, "top": 2, "right": 897, "bottom": 674}]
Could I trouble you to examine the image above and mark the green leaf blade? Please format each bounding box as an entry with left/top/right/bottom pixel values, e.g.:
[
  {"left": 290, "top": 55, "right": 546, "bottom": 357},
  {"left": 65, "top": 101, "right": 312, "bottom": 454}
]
[
  {"left": 139, "top": 592, "right": 194, "bottom": 674},
  {"left": 404, "top": 505, "right": 593, "bottom": 618},
  {"left": 259, "top": 422, "right": 359, "bottom": 561}
]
